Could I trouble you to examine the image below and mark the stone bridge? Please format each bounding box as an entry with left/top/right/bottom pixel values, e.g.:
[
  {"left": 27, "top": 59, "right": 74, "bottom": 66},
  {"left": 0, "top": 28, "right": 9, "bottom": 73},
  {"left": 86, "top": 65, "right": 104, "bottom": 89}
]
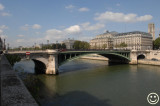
[{"left": 5, "top": 50, "right": 155, "bottom": 75}]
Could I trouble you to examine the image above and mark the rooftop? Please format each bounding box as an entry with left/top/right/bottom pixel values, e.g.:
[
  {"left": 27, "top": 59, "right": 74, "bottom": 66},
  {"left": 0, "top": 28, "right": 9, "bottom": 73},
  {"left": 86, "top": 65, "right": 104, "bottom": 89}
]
[{"left": 115, "top": 31, "right": 151, "bottom": 36}]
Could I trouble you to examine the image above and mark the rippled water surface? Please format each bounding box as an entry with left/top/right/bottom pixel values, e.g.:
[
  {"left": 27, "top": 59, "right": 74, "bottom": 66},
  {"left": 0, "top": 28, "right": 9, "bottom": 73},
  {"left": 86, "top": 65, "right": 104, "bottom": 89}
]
[{"left": 14, "top": 59, "right": 160, "bottom": 106}]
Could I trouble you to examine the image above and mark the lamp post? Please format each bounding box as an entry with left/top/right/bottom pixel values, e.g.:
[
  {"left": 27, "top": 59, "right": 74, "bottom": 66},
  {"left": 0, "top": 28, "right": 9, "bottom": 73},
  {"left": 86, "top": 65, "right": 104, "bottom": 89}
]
[
  {"left": 56, "top": 41, "right": 58, "bottom": 49},
  {"left": 7, "top": 43, "right": 9, "bottom": 50},
  {"left": 47, "top": 40, "right": 49, "bottom": 49},
  {"left": 3, "top": 39, "right": 6, "bottom": 50}
]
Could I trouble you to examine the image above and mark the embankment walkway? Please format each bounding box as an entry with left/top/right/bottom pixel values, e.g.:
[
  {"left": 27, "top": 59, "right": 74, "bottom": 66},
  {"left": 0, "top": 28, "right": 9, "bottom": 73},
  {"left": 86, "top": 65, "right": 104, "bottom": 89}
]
[{"left": 0, "top": 54, "right": 38, "bottom": 106}]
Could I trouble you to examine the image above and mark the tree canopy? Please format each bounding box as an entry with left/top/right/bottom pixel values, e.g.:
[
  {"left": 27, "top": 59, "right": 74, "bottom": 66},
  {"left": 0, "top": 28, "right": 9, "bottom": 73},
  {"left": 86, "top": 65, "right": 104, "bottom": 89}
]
[
  {"left": 73, "top": 41, "right": 90, "bottom": 50},
  {"left": 153, "top": 37, "right": 160, "bottom": 49}
]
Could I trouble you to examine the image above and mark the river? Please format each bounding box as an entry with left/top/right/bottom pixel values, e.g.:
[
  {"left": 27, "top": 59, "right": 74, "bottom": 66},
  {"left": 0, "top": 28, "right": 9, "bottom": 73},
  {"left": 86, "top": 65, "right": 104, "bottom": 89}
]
[{"left": 14, "top": 59, "right": 160, "bottom": 106}]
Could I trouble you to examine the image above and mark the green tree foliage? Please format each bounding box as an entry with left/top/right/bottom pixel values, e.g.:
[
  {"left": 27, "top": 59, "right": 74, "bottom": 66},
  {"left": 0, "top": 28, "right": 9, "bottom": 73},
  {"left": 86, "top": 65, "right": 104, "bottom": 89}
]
[
  {"left": 102, "top": 44, "right": 107, "bottom": 49},
  {"left": 120, "top": 42, "right": 127, "bottom": 48},
  {"left": 42, "top": 43, "right": 66, "bottom": 50},
  {"left": 153, "top": 37, "right": 160, "bottom": 49},
  {"left": 73, "top": 41, "right": 90, "bottom": 50},
  {"left": 5, "top": 54, "right": 21, "bottom": 66}
]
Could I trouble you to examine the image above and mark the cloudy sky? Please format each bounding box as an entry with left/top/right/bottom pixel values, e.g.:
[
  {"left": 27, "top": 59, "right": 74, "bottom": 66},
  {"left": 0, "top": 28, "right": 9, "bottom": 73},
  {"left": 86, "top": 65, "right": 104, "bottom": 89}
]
[{"left": 0, "top": 0, "right": 160, "bottom": 47}]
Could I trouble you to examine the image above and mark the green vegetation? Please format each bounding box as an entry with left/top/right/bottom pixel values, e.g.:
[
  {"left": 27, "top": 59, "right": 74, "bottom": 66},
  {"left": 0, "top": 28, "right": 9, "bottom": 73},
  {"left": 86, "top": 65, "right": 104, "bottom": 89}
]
[
  {"left": 120, "top": 42, "right": 127, "bottom": 47},
  {"left": 5, "top": 54, "right": 21, "bottom": 66},
  {"left": 115, "top": 42, "right": 127, "bottom": 48},
  {"left": 41, "top": 43, "right": 66, "bottom": 50},
  {"left": 102, "top": 44, "right": 107, "bottom": 49},
  {"left": 153, "top": 37, "right": 160, "bottom": 49},
  {"left": 73, "top": 41, "right": 90, "bottom": 50}
]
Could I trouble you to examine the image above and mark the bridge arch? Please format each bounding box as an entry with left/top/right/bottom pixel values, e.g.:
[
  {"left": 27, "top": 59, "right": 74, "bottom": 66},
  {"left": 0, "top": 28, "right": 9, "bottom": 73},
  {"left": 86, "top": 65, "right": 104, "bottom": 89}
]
[
  {"left": 58, "top": 52, "right": 131, "bottom": 66},
  {"left": 32, "top": 59, "right": 46, "bottom": 74},
  {"left": 137, "top": 54, "right": 146, "bottom": 60}
]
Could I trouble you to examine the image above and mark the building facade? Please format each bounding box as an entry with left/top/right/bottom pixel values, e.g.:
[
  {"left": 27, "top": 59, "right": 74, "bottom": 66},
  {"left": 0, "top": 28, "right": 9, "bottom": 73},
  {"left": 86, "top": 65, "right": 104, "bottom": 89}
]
[
  {"left": 148, "top": 23, "right": 155, "bottom": 40},
  {"left": 90, "top": 31, "right": 153, "bottom": 50},
  {"left": 90, "top": 31, "right": 117, "bottom": 49},
  {"left": 113, "top": 31, "right": 152, "bottom": 50},
  {"left": 61, "top": 38, "right": 76, "bottom": 49}
]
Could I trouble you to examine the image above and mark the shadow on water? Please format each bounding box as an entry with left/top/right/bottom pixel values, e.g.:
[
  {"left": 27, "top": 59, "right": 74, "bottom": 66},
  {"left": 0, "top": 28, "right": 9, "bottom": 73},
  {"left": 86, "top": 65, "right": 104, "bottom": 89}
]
[
  {"left": 43, "top": 91, "right": 112, "bottom": 106},
  {"left": 23, "top": 74, "right": 112, "bottom": 106}
]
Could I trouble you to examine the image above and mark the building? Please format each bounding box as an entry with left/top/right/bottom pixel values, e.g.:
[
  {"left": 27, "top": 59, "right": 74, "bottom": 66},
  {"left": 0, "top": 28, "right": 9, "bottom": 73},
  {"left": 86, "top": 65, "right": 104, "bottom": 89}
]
[
  {"left": 90, "top": 31, "right": 153, "bottom": 50},
  {"left": 61, "top": 38, "right": 76, "bottom": 49},
  {"left": 148, "top": 23, "right": 155, "bottom": 40},
  {"left": 90, "top": 31, "right": 117, "bottom": 49},
  {"left": 0, "top": 37, "right": 3, "bottom": 50},
  {"left": 113, "top": 31, "right": 152, "bottom": 50}
]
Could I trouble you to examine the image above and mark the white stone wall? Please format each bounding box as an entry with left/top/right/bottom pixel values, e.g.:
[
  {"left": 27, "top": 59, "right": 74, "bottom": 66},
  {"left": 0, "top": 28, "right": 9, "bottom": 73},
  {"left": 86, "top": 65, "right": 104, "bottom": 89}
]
[{"left": 148, "top": 50, "right": 160, "bottom": 60}]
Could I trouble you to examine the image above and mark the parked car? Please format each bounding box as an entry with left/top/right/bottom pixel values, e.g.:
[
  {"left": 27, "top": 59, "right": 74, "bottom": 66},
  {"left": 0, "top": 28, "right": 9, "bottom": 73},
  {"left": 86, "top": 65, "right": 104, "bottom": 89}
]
[{"left": 151, "top": 58, "right": 158, "bottom": 61}]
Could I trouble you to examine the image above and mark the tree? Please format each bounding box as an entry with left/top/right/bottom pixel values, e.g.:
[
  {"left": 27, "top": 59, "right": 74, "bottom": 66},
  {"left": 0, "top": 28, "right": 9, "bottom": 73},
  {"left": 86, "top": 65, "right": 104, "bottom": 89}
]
[
  {"left": 153, "top": 37, "right": 160, "bottom": 49},
  {"left": 73, "top": 41, "right": 81, "bottom": 49},
  {"left": 84, "top": 42, "right": 90, "bottom": 49},
  {"left": 61, "top": 43, "right": 66, "bottom": 49},
  {"left": 73, "top": 41, "right": 90, "bottom": 50},
  {"left": 119, "top": 42, "right": 127, "bottom": 48},
  {"left": 102, "top": 44, "right": 107, "bottom": 50}
]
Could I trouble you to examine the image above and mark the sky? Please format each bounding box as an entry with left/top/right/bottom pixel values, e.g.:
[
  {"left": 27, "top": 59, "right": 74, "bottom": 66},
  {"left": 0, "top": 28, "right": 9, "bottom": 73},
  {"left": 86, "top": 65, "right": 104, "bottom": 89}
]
[{"left": 0, "top": 0, "right": 160, "bottom": 48}]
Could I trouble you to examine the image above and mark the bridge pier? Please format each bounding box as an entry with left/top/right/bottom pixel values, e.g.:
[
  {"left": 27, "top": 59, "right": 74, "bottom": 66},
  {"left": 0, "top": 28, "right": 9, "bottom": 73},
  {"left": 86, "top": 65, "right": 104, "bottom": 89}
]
[
  {"left": 46, "top": 55, "right": 58, "bottom": 75},
  {"left": 129, "top": 51, "right": 138, "bottom": 64}
]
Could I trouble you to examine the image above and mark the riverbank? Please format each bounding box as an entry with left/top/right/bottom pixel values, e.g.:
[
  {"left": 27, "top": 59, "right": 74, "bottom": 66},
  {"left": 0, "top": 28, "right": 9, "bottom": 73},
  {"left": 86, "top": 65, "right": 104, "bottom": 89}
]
[
  {"left": 138, "top": 59, "right": 160, "bottom": 66},
  {"left": 0, "top": 54, "right": 38, "bottom": 106}
]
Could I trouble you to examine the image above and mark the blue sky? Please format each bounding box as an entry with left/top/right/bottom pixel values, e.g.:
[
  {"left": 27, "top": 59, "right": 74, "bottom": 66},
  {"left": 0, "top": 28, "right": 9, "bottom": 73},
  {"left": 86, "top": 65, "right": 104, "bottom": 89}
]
[{"left": 0, "top": 0, "right": 160, "bottom": 47}]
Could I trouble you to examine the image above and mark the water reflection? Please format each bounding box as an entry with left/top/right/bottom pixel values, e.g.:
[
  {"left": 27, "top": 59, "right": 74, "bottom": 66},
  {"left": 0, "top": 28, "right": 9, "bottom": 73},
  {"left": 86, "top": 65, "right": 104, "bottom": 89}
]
[
  {"left": 13, "top": 60, "right": 35, "bottom": 73},
  {"left": 59, "top": 59, "right": 108, "bottom": 73},
  {"left": 13, "top": 59, "right": 160, "bottom": 106}
]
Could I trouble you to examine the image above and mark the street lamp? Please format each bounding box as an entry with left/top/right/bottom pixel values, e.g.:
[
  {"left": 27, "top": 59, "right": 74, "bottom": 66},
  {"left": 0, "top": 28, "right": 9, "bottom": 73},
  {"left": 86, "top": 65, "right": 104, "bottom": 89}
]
[{"left": 7, "top": 43, "right": 9, "bottom": 50}]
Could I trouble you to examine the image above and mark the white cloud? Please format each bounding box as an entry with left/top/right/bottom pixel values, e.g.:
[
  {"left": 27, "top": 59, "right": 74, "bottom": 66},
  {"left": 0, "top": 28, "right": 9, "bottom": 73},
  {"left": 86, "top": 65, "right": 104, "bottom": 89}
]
[
  {"left": 0, "top": 25, "right": 8, "bottom": 40},
  {"left": 116, "top": 3, "right": 121, "bottom": 6},
  {"left": 16, "top": 39, "right": 25, "bottom": 43},
  {"left": 45, "top": 29, "right": 64, "bottom": 40},
  {"left": 79, "top": 36, "right": 93, "bottom": 41},
  {"left": 64, "top": 25, "right": 81, "bottom": 34},
  {"left": 0, "top": 35, "right": 8, "bottom": 39},
  {"left": 95, "top": 11, "right": 153, "bottom": 23},
  {"left": 17, "top": 34, "right": 24, "bottom": 37},
  {"left": 44, "top": 25, "right": 81, "bottom": 42},
  {"left": 21, "top": 24, "right": 30, "bottom": 30},
  {"left": 0, "top": 4, "right": 11, "bottom": 17},
  {"left": 81, "top": 22, "right": 105, "bottom": 31},
  {"left": 32, "top": 24, "right": 41, "bottom": 29},
  {"left": 1, "top": 12, "right": 11, "bottom": 16},
  {"left": 21, "top": 24, "right": 42, "bottom": 30},
  {"left": 0, "top": 29, "right": 3, "bottom": 34},
  {"left": 78, "top": 7, "right": 90, "bottom": 12},
  {"left": 0, "top": 4, "right": 4, "bottom": 11},
  {"left": 0, "top": 25, "right": 8, "bottom": 29},
  {"left": 65, "top": 5, "right": 75, "bottom": 9}
]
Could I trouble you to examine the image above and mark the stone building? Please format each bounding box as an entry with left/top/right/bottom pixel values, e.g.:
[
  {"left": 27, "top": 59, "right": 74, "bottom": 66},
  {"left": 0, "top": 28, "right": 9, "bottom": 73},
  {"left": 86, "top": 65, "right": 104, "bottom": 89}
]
[
  {"left": 113, "top": 31, "right": 153, "bottom": 50},
  {"left": 90, "top": 31, "right": 117, "bottom": 49},
  {"left": 148, "top": 23, "right": 155, "bottom": 40},
  {"left": 61, "top": 38, "right": 76, "bottom": 49},
  {"left": 90, "top": 31, "right": 153, "bottom": 50}
]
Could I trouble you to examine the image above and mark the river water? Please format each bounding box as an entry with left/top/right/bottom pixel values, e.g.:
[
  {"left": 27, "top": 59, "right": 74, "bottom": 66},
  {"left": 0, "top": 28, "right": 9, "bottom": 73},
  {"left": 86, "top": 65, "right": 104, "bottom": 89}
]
[{"left": 14, "top": 59, "right": 160, "bottom": 106}]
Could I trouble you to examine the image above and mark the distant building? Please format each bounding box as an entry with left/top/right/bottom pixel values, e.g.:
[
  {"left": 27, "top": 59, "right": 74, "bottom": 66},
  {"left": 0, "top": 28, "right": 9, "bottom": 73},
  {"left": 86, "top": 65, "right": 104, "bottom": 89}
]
[
  {"left": 113, "top": 31, "right": 152, "bottom": 50},
  {"left": 61, "top": 38, "right": 76, "bottom": 49},
  {"left": 148, "top": 23, "right": 155, "bottom": 40},
  {"left": 0, "top": 37, "right": 3, "bottom": 50},
  {"left": 90, "top": 31, "right": 153, "bottom": 50},
  {"left": 90, "top": 31, "right": 117, "bottom": 49}
]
